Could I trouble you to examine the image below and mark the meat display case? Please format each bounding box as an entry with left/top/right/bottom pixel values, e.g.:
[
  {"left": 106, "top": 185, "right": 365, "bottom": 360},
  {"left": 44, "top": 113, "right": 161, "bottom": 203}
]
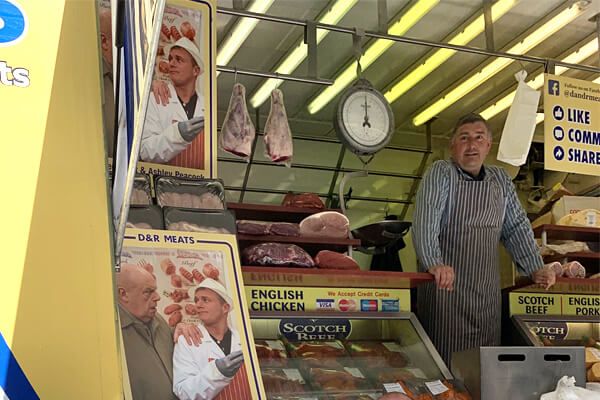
[
  {"left": 512, "top": 314, "right": 600, "bottom": 348},
  {"left": 250, "top": 311, "right": 452, "bottom": 399},
  {"left": 510, "top": 314, "right": 599, "bottom": 384}
]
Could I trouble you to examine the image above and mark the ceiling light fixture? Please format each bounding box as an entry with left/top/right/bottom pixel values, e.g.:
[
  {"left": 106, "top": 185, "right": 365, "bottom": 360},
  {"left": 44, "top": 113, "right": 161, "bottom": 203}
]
[
  {"left": 480, "top": 38, "right": 598, "bottom": 120},
  {"left": 216, "top": 0, "right": 276, "bottom": 75},
  {"left": 307, "top": 0, "right": 440, "bottom": 115},
  {"left": 412, "top": 3, "right": 585, "bottom": 126},
  {"left": 249, "top": 0, "right": 359, "bottom": 108},
  {"left": 384, "top": 0, "right": 517, "bottom": 104}
]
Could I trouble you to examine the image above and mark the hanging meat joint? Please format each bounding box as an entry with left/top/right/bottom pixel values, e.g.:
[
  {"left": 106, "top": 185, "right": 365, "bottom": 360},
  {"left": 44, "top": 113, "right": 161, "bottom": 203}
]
[
  {"left": 219, "top": 83, "right": 256, "bottom": 160},
  {"left": 264, "top": 89, "right": 293, "bottom": 166}
]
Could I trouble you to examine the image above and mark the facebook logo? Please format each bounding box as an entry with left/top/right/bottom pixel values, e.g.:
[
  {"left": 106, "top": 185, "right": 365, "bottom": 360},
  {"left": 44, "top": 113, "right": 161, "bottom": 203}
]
[{"left": 548, "top": 80, "right": 560, "bottom": 96}]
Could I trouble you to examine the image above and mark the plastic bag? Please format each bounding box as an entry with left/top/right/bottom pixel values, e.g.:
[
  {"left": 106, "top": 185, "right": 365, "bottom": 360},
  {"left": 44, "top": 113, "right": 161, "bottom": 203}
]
[
  {"left": 497, "top": 70, "right": 541, "bottom": 166},
  {"left": 540, "top": 376, "right": 600, "bottom": 400}
]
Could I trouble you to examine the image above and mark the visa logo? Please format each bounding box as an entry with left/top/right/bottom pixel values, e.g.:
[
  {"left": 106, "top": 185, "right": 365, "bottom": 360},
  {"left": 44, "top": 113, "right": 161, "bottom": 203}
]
[
  {"left": 316, "top": 299, "right": 334, "bottom": 309},
  {"left": 0, "top": 0, "right": 28, "bottom": 47}
]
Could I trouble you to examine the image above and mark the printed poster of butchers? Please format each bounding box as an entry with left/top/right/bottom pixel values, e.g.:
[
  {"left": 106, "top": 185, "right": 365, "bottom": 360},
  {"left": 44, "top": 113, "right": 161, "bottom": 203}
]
[
  {"left": 139, "top": 0, "right": 217, "bottom": 179},
  {"left": 119, "top": 229, "right": 265, "bottom": 399}
]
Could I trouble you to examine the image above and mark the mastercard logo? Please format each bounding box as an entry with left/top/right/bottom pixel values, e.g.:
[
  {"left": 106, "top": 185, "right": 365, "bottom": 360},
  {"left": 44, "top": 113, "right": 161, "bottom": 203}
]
[{"left": 337, "top": 299, "right": 356, "bottom": 312}]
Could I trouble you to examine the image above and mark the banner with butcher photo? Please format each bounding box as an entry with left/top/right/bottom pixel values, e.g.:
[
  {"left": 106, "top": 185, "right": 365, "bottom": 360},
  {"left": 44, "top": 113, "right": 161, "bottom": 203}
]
[
  {"left": 138, "top": 0, "right": 217, "bottom": 179},
  {"left": 119, "top": 229, "right": 265, "bottom": 399}
]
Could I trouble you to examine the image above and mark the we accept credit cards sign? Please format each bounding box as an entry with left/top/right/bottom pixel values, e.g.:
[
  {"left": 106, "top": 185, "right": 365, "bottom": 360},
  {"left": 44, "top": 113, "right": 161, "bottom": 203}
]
[{"left": 544, "top": 74, "right": 599, "bottom": 176}]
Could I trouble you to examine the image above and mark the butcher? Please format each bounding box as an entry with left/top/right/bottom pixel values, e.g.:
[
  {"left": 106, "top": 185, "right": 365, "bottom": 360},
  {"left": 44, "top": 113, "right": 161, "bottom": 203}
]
[
  {"left": 173, "top": 278, "right": 251, "bottom": 400},
  {"left": 140, "top": 37, "right": 205, "bottom": 169},
  {"left": 116, "top": 264, "right": 202, "bottom": 400},
  {"left": 412, "top": 113, "right": 555, "bottom": 365}
]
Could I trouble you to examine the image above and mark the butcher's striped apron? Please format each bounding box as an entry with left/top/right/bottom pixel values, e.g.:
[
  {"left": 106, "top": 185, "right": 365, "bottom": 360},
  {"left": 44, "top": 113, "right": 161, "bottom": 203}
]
[
  {"left": 213, "top": 363, "right": 252, "bottom": 400},
  {"left": 168, "top": 129, "right": 205, "bottom": 169},
  {"left": 417, "top": 166, "right": 505, "bottom": 366}
]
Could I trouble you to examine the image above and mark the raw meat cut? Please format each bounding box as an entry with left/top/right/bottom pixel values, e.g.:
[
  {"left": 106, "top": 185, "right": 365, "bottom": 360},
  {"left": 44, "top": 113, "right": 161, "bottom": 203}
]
[
  {"left": 261, "top": 369, "right": 307, "bottom": 394},
  {"left": 219, "top": 83, "right": 256, "bottom": 159},
  {"left": 236, "top": 220, "right": 270, "bottom": 235},
  {"left": 263, "top": 89, "right": 293, "bottom": 165},
  {"left": 269, "top": 222, "right": 299, "bottom": 236},
  {"left": 315, "top": 250, "right": 360, "bottom": 270},
  {"left": 254, "top": 340, "right": 288, "bottom": 367},
  {"left": 299, "top": 211, "right": 349, "bottom": 238},
  {"left": 236, "top": 220, "right": 299, "bottom": 236},
  {"left": 562, "top": 261, "right": 586, "bottom": 278},
  {"left": 159, "top": 192, "right": 224, "bottom": 209},
  {"left": 282, "top": 192, "right": 324, "bottom": 209},
  {"left": 242, "top": 243, "right": 314, "bottom": 268},
  {"left": 167, "top": 221, "right": 231, "bottom": 234},
  {"left": 202, "top": 263, "right": 220, "bottom": 280},
  {"left": 308, "top": 368, "right": 366, "bottom": 391},
  {"left": 544, "top": 261, "right": 563, "bottom": 277},
  {"left": 288, "top": 341, "right": 347, "bottom": 358}
]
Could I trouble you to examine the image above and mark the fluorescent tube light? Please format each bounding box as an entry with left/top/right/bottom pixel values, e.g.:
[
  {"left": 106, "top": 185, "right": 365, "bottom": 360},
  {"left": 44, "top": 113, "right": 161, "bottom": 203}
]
[
  {"left": 480, "top": 38, "right": 598, "bottom": 120},
  {"left": 384, "top": 0, "right": 516, "bottom": 103},
  {"left": 307, "top": 0, "right": 439, "bottom": 115},
  {"left": 216, "top": 0, "right": 275, "bottom": 74},
  {"left": 413, "top": 4, "right": 585, "bottom": 126},
  {"left": 249, "top": 0, "right": 358, "bottom": 108}
]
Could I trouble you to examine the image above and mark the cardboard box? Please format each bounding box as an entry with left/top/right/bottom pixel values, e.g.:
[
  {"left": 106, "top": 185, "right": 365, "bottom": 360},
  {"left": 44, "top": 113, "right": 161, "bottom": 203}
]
[
  {"left": 531, "top": 211, "right": 552, "bottom": 229},
  {"left": 551, "top": 196, "right": 600, "bottom": 222}
]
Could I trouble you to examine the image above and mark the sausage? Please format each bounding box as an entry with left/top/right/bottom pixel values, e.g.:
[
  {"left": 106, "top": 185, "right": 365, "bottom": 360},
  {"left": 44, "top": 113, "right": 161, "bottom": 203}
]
[
  {"left": 202, "top": 263, "right": 220, "bottom": 280},
  {"left": 180, "top": 21, "right": 195, "bottom": 41},
  {"left": 158, "top": 60, "right": 169, "bottom": 73},
  {"left": 179, "top": 267, "right": 194, "bottom": 284},
  {"left": 184, "top": 303, "right": 197, "bottom": 315},
  {"left": 192, "top": 268, "right": 204, "bottom": 283},
  {"left": 171, "top": 274, "right": 183, "bottom": 288},
  {"left": 168, "top": 310, "right": 182, "bottom": 327},
  {"left": 170, "top": 289, "right": 189, "bottom": 303},
  {"left": 161, "top": 23, "right": 170, "bottom": 39},
  {"left": 170, "top": 26, "right": 182, "bottom": 41},
  {"left": 164, "top": 304, "right": 182, "bottom": 315},
  {"left": 160, "top": 258, "right": 176, "bottom": 275}
]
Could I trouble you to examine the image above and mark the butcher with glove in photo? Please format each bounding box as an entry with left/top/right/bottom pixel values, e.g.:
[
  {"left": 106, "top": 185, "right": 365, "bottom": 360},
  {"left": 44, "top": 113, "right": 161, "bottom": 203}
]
[
  {"left": 173, "top": 278, "right": 252, "bottom": 400},
  {"left": 141, "top": 37, "right": 205, "bottom": 170}
]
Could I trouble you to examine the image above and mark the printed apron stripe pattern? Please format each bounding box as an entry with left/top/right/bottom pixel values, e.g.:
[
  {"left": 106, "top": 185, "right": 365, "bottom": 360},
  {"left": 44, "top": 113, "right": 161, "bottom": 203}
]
[
  {"left": 169, "top": 129, "right": 204, "bottom": 169},
  {"left": 418, "top": 166, "right": 505, "bottom": 365},
  {"left": 214, "top": 363, "right": 251, "bottom": 400}
]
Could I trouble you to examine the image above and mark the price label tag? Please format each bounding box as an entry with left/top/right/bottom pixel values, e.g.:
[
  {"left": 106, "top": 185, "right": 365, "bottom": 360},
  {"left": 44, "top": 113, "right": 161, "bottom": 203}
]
[
  {"left": 382, "top": 342, "right": 403, "bottom": 352},
  {"left": 283, "top": 369, "right": 305, "bottom": 383},
  {"left": 265, "top": 340, "right": 284, "bottom": 351},
  {"left": 425, "top": 380, "right": 449, "bottom": 395},
  {"left": 327, "top": 341, "right": 344, "bottom": 349},
  {"left": 344, "top": 367, "right": 364, "bottom": 378},
  {"left": 383, "top": 382, "right": 406, "bottom": 394},
  {"left": 406, "top": 367, "right": 427, "bottom": 379},
  {"left": 590, "top": 348, "right": 600, "bottom": 359}
]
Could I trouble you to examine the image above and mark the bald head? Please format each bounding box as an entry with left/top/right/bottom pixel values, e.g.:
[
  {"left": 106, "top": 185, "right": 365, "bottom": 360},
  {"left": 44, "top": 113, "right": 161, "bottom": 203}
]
[
  {"left": 99, "top": 7, "right": 113, "bottom": 66},
  {"left": 117, "top": 264, "right": 160, "bottom": 322}
]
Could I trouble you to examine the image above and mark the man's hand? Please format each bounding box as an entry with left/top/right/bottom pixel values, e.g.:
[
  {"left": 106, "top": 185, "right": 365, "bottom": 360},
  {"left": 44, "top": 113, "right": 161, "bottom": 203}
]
[
  {"left": 173, "top": 323, "right": 203, "bottom": 346},
  {"left": 428, "top": 265, "right": 455, "bottom": 291},
  {"left": 532, "top": 268, "right": 556, "bottom": 290},
  {"left": 215, "top": 350, "right": 244, "bottom": 378},
  {"left": 177, "top": 117, "right": 204, "bottom": 142},
  {"left": 152, "top": 79, "right": 171, "bottom": 106}
]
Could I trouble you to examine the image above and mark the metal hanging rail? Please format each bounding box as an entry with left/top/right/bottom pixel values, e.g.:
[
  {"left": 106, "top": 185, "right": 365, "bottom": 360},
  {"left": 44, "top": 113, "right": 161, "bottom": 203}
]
[
  {"left": 224, "top": 186, "right": 412, "bottom": 205},
  {"left": 216, "top": 128, "right": 433, "bottom": 154},
  {"left": 217, "top": 65, "right": 333, "bottom": 85},
  {"left": 218, "top": 156, "right": 423, "bottom": 180},
  {"left": 217, "top": 7, "right": 600, "bottom": 74}
]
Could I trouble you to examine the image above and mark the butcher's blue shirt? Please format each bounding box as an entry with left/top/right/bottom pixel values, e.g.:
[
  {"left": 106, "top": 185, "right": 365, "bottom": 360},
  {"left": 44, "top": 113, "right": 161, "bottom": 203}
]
[{"left": 413, "top": 160, "right": 543, "bottom": 275}]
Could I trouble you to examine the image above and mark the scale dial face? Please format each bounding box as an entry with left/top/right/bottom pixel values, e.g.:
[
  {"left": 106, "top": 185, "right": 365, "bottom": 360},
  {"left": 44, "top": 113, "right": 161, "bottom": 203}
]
[{"left": 335, "top": 83, "right": 394, "bottom": 155}]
